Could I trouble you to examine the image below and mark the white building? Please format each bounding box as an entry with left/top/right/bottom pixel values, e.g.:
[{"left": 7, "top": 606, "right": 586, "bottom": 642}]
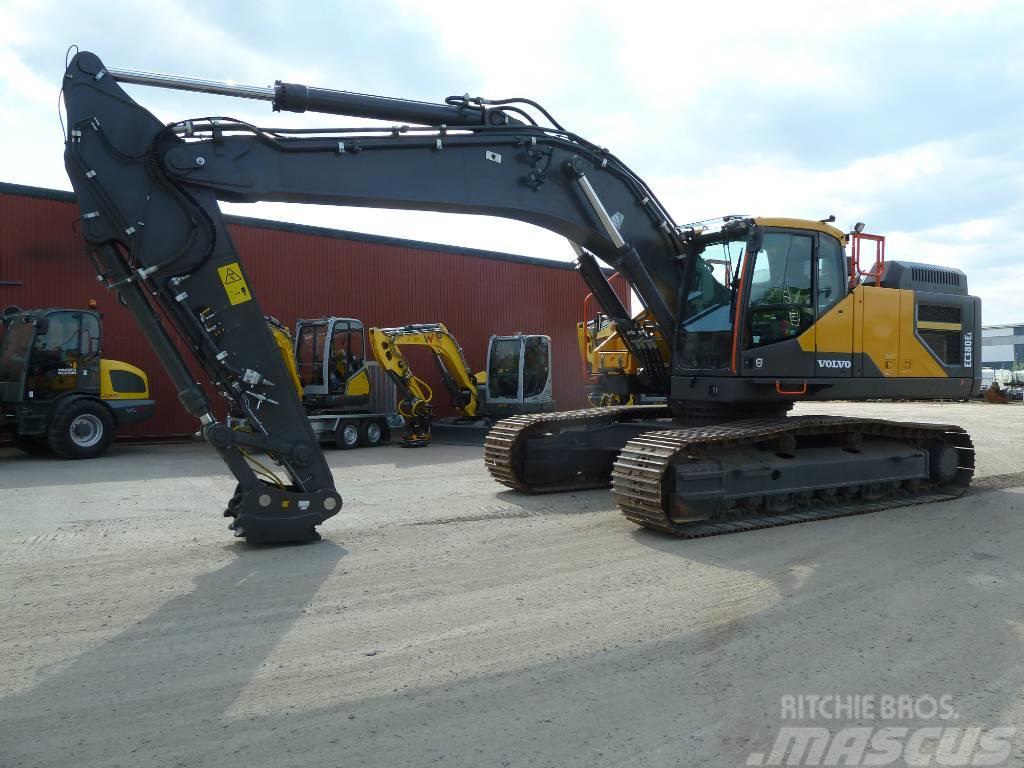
[{"left": 982, "top": 323, "right": 1024, "bottom": 370}]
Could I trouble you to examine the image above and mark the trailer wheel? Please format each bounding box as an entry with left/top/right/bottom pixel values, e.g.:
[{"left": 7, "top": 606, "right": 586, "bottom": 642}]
[
  {"left": 12, "top": 434, "right": 51, "bottom": 456},
  {"left": 335, "top": 421, "right": 360, "bottom": 450},
  {"left": 360, "top": 419, "right": 383, "bottom": 447},
  {"left": 47, "top": 399, "right": 115, "bottom": 459}
]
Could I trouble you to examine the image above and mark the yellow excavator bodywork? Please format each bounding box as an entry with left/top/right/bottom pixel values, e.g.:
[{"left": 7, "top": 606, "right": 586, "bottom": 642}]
[
  {"left": 266, "top": 317, "right": 304, "bottom": 400},
  {"left": 577, "top": 308, "right": 669, "bottom": 406}
]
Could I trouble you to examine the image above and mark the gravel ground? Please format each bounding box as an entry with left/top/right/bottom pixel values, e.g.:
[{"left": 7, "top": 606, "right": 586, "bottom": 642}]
[{"left": 2, "top": 401, "right": 1023, "bottom": 767}]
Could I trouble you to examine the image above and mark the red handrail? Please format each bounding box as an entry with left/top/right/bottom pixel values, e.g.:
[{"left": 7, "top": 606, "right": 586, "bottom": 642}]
[{"left": 850, "top": 231, "right": 885, "bottom": 287}]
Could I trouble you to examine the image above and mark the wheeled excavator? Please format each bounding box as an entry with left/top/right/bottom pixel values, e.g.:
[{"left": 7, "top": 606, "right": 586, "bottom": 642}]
[
  {"left": 1, "top": 304, "right": 154, "bottom": 458},
  {"left": 61, "top": 51, "right": 979, "bottom": 544}
]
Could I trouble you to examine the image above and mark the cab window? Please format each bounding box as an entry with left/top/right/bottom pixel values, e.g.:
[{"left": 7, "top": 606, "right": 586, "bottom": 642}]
[
  {"left": 817, "top": 234, "right": 847, "bottom": 315},
  {"left": 329, "top": 321, "right": 354, "bottom": 393},
  {"left": 745, "top": 233, "right": 813, "bottom": 349},
  {"left": 523, "top": 337, "right": 549, "bottom": 398},
  {"left": 34, "top": 312, "right": 82, "bottom": 356},
  {"left": 488, "top": 338, "right": 522, "bottom": 399},
  {"left": 80, "top": 313, "right": 101, "bottom": 357},
  {"left": 297, "top": 324, "right": 325, "bottom": 387}
]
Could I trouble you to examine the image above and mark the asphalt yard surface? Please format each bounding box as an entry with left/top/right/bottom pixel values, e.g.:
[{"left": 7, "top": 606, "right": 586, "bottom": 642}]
[{"left": 2, "top": 401, "right": 1023, "bottom": 767}]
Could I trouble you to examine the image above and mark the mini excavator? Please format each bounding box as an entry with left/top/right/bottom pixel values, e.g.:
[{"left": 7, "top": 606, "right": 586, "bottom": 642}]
[
  {"left": 368, "top": 323, "right": 553, "bottom": 446},
  {"left": 61, "top": 51, "right": 979, "bottom": 543}
]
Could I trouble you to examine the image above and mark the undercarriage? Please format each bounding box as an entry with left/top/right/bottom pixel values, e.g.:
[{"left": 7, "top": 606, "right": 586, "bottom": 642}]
[{"left": 484, "top": 406, "right": 974, "bottom": 537}]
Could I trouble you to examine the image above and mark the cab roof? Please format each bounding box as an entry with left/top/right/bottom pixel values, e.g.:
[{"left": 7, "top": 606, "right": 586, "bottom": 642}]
[{"left": 754, "top": 217, "right": 847, "bottom": 245}]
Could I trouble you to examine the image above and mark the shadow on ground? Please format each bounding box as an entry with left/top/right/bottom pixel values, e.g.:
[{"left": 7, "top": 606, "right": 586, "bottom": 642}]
[
  {"left": 7, "top": 494, "right": 1020, "bottom": 767},
  {"left": 2, "top": 441, "right": 486, "bottom": 488},
  {"left": 0, "top": 541, "right": 345, "bottom": 767}
]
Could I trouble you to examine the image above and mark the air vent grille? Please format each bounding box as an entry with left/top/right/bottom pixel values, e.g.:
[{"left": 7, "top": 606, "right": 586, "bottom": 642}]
[
  {"left": 918, "top": 305, "right": 962, "bottom": 324},
  {"left": 920, "top": 330, "right": 963, "bottom": 366},
  {"left": 911, "top": 266, "right": 961, "bottom": 287}
]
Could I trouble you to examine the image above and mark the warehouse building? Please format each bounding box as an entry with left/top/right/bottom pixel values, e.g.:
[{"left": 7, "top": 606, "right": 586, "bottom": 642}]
[
  {"left": 982, "top": 323, "right": 1024, "bottom": 370},
  {"left": 1, "top": 182, "right": 619, "bottom": 438}
]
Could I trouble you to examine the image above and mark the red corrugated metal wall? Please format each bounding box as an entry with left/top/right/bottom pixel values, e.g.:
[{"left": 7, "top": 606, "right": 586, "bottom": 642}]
[{"left": 1, "top": 186, "right": 629, "bottom": 438}]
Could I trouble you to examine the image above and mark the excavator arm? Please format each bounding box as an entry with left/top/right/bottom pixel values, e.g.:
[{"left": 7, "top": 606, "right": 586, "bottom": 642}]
[
  {"left": 368, "top": 323, "right": 481, "bottom": 446},
  {"left": 61, "top": 51, "right": 687, "bottom": 542}
]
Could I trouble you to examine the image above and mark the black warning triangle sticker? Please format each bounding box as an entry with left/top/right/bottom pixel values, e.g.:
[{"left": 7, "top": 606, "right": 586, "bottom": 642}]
[{"left": 223, "top": 267, "right": 242, "bottom": 284}]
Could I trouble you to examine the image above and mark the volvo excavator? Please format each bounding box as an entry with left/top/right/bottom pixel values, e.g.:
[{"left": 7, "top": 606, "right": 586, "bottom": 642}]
[{"left": 61, "top": 51, "right": 979, "bottom": 544}]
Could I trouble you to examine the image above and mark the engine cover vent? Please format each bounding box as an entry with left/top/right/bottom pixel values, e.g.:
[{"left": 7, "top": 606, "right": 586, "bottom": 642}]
[{"left": 875, "top": 261, "right": 968, "bottom": 296}]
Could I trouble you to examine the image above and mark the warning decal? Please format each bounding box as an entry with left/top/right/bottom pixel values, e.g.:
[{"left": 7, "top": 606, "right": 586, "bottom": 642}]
[{"left": 217, "top": 262, "right": 252, "bottom": 306}]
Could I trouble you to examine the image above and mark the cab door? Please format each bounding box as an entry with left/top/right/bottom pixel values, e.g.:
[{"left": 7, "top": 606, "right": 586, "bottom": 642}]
[
  {"left": 813, "top": 233, "right": 854, "bottom": 377},
  {"left": 487, "top": 335, "right": 524, "bottom": 403},
  {"left": 328, "top": 319, "right": 370, "bottom": 399},
  {"left": 27, "top": 311, "right": 100, "bottom": 401},
  {"left": 295, "top": 321, "right": 328, "bottom": 396},
  {"left": 521, "top": 335, "right": 553, "bottom": 405},
  {"left": 740, "top": 231, "right": 816, "bottom": 378}
]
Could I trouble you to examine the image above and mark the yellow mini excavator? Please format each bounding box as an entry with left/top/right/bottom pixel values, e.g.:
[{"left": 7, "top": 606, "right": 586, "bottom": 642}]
[{"left": 369, "top": 323, "right": 554, "bottom": 447}]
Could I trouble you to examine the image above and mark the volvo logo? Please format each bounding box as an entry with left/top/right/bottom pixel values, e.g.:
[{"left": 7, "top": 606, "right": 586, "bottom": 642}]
[{"left": 818, "top": 359, "right": 852, "bottom": 369}]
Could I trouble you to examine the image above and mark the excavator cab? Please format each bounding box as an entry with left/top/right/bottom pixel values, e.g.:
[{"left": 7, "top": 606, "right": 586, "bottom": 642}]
[
  {"left": 483, "top": 334, "right": 553, "bottom": 415},
  {"left": 2, "top": 309, "right": 101, "bottom": 400},
  {"left": 295, "top": 317, "right": 372, "bottom": 412},
  {"left": 676, "top": 217, "right": 979, "bottom": 392}
]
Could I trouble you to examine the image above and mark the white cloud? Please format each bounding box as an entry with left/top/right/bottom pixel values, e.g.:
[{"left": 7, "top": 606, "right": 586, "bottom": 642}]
[{"left": 2, "top": 0, "right": 1022, "bottom": 324}]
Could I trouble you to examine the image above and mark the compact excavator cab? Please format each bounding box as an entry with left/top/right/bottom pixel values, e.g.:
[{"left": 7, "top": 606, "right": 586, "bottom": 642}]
[
  {"left": 484, "top": 334, "right": 553, "bottom": 414},
  {"left": 294, "top": 317, "right": 371, "bottom": 412}
]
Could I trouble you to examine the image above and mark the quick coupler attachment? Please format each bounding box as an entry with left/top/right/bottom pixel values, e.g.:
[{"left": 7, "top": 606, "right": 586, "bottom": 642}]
[{"left": 224, "top": 484, "right": 342, "bottom": 545}]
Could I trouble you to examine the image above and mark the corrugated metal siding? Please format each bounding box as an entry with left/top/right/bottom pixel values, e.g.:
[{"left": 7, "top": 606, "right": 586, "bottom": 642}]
[{"left": 1, "top": 186, "right": 628, "bottom": 438}]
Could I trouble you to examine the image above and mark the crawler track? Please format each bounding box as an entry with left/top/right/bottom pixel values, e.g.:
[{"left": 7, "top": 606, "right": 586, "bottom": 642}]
[
  {"left": 483, "top": 404, "right": 672, "bottom": 492},
  {"left": 612, "top": 416, "right": 974, "bottom": 537}
]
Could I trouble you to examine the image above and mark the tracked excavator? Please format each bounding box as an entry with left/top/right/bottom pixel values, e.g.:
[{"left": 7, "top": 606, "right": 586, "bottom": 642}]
[{"left": 61, "top": 51, "right": 979, "bottom": 544}]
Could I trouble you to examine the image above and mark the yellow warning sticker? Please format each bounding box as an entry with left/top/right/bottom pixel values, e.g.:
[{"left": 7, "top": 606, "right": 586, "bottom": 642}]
[{"left": 217, "top": 262, "right": 252, "bottom": 306}]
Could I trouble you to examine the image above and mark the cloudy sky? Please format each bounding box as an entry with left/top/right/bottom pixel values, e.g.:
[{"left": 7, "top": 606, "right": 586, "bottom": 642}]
[{"left": 3, "top": 0, "right": 1022, "bottom": 322}]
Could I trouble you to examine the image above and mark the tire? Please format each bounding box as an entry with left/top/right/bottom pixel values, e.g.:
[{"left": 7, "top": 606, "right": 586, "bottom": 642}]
[
  {"left": 334, "top": 421, "right": 360, "bottom": 450},
  {"left": 359, "top": 419, "right": 384, "bottom": 447},
  {"left": 12, "top": 434, "right": 51, "bottom": 456},
  {"left": 46, "top": 399, "right": 115, "bottom": 459}
]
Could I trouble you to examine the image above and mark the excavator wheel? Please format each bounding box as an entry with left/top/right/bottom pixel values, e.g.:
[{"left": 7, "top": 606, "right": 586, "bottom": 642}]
[
  {"left": 47, "top": 398, "right": 115, "bottom": 459},
  {"left": 359, "top": 419, "right": 384, "bottom": 447},
  {"left": 335, "top": 422, "right": 360, "bottom": 450}
]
